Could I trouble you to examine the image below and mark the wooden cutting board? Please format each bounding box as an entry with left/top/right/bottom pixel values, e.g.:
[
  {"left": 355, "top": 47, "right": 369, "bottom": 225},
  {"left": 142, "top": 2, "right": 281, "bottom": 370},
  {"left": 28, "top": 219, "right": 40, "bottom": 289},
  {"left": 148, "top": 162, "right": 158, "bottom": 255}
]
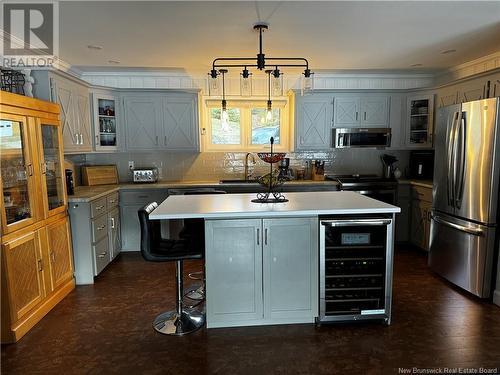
[{"left": 81, "top": 165, "right": 118, "bottom": 186}]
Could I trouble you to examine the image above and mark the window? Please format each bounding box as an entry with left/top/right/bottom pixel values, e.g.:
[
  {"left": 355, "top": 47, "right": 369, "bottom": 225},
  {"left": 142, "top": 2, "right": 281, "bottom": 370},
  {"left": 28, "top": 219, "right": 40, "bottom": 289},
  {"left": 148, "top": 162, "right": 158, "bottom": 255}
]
[{"left": 203, "top": 100, "right": 289, "bottom": 151}]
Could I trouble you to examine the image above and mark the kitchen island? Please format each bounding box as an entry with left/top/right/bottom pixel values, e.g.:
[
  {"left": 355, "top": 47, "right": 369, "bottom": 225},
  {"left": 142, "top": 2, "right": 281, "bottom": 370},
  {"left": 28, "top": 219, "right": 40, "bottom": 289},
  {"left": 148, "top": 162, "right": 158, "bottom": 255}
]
[{"left": 150, "top": 191, "right": 400, "bottom": 328}]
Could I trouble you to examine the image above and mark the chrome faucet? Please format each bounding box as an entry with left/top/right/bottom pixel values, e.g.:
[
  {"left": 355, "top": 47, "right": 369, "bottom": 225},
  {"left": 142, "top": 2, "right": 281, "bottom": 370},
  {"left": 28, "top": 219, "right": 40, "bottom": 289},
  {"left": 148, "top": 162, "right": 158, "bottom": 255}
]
[{"left": 244, "top": 152, "right": 256, "bottom": 181}]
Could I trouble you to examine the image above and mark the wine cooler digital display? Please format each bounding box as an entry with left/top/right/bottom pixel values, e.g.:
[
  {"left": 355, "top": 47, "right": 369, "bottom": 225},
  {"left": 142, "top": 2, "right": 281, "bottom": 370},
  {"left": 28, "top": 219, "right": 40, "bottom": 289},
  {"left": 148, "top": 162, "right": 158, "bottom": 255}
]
[{"left": 318, "top": 216, "right": 393, "bottom": 325}]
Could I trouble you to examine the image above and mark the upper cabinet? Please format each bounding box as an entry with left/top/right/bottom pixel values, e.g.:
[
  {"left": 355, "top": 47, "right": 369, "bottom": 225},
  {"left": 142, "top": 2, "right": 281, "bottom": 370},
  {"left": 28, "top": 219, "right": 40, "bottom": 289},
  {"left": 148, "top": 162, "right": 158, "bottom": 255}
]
[
  {"left": 404, "top": 94, "right": 434, "bottom": 149},
  {"left": 92, "top": 92, "right": 120, "bottom": 151},
  {"left": 123, "top": 92, "right": 199, "bottom": 152},
  {"left": 294, "top": 94, "right": 333, "bottom": 151},
  {"left": 334, "top": 95, "right": 389, "bottom": 128},
  {"left": 32, "top": 71, "right": 92, "bottom": 153}
]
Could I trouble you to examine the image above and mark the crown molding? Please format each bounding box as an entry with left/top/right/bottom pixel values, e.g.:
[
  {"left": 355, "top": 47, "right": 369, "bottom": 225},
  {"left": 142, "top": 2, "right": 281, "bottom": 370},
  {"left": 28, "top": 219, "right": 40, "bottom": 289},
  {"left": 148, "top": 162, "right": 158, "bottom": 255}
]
[{"left": 435, "top": 51, "right": 500, "bottom": 85}]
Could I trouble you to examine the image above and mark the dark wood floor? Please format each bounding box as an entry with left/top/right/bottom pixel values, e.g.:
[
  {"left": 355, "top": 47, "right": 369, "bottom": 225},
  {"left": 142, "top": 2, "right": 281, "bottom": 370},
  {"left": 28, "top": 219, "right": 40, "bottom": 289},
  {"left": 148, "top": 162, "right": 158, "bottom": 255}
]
[{"left": 2, "top": 247, "right": 499, "bottom": 374}]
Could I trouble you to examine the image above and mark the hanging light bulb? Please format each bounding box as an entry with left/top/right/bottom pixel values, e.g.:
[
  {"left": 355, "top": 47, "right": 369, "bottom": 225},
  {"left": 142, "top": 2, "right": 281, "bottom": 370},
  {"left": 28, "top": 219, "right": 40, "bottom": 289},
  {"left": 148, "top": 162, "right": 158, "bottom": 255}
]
[
  {"left": 220, "top": 70, "right": 229, "bottom": 131},
  {"left": 208, "top": 69, "right": 220, "bottom": 96},
  {"left": 271, "top": 67, "right": 283, "bottom": 97},
  {"left": 301, "top": 69, "right": 314, "bottom": 96},
  {"left": 240, "top": 67, "right": 252, "bottom": 97},
  {"left": 266, "top": 100, "right": 273, "bottom": 122}
]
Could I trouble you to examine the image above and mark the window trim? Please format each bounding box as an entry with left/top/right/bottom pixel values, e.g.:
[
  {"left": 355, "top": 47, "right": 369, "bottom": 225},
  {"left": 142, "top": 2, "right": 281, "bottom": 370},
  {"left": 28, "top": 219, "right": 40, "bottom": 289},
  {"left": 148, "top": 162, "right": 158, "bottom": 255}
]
[{"left": 202, "top": 98, "right": 290, "bottom": 152}]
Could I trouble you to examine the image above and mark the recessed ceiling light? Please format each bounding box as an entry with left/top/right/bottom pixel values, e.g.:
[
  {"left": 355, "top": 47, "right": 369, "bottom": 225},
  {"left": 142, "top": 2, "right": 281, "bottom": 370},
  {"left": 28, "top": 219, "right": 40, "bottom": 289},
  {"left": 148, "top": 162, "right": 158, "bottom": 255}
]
[
  {"left": 441, "top": 49, "right": 457, "bottom": 55},
  {"left": 108, "top": 60, "right": 120, "bottom": 64},
  {"left": 87, "top": 44, "right": 103, "bottom": 50},
  {"left": 410, "top": 63, "right": 423, "bottom": 67}
]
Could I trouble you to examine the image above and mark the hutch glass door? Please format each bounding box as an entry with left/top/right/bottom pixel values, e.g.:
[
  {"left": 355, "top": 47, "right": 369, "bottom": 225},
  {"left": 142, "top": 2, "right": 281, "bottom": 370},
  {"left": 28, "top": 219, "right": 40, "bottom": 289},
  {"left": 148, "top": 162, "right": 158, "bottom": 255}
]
[{"left": 0, "top": 116, "right": 36, "bottom": 232}]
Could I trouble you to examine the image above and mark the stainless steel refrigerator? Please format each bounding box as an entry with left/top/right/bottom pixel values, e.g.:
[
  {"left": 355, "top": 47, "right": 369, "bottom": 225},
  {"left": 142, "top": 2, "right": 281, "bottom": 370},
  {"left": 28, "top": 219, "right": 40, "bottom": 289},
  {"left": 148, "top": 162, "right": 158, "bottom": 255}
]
[{"left": 429, "top": 98, "right": 500, "bottom": 298}]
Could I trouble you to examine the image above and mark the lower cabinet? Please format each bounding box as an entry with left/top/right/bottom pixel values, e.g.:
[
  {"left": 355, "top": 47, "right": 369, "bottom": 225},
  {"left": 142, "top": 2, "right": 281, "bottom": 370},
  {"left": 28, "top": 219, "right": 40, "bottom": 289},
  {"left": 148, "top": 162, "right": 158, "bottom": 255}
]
[
  {"left": 69, "top": 191, "right": 121, "bottom": 284},
  {"left": 119, "top": 189, "right": 169, "bottom": 251},
  {"left": 1, "top": 215, "right": 74, "bottom": 342},
  {"left": 205, "top": 217, "right": 318, "bottom": 328}
]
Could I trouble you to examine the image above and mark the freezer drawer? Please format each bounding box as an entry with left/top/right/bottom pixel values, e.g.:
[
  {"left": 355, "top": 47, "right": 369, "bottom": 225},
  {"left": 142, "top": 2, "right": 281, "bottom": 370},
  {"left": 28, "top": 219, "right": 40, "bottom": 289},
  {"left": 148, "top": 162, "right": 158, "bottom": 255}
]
[{"left": 428, "top": 212, "right": 496, "bottom": 298}]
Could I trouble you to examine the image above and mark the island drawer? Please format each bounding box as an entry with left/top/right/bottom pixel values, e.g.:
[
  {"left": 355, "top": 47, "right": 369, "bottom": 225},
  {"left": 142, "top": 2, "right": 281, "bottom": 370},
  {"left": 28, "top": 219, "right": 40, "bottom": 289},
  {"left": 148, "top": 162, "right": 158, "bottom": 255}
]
[{"left": 93, "top": 238, "right": 110, "bottom": 275}]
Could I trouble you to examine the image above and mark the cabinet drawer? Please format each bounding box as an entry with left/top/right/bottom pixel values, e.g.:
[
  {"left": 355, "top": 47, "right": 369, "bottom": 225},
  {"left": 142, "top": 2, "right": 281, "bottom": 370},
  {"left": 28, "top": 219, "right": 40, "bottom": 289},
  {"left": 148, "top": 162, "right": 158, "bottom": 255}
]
[
  {"left": 91, "top": 214, "right": 108, "bottom": 243},
  {"left": 120, "top": 190, "right": 168, "bottom": 206},
  {"left": 106, "top": 192, "right": 119, "bottom": 208},
  {"left": 412, "top": 186, "right": 432, "bottom": 203},
  {"left": 90, "top": 197, "right": 107, "bottom": 218},
  {"left": 93, "top": 238, "right": 110, "bottom": 276}
]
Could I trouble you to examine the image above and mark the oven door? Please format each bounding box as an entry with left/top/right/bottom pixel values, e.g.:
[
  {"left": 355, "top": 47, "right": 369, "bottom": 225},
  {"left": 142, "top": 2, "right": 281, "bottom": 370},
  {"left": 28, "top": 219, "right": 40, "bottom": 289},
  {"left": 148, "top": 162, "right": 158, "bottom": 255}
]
[{"left": 334, "top": 128, "right": 391, "bottom": 148}]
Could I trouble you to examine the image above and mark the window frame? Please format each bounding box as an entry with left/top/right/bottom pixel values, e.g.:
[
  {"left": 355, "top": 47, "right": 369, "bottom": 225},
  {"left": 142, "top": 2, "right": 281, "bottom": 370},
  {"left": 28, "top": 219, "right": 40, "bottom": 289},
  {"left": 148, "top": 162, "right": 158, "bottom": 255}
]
[{"left": 202, "top": 98, "right": 290, "bottom": 152}]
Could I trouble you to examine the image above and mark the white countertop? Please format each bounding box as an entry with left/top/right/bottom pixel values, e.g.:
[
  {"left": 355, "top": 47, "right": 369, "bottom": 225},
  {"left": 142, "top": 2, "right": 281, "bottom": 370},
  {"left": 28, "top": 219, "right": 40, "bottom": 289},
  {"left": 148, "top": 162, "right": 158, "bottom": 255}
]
[{"left": 149, "top": 191, "right": 400, "bottom": 220}]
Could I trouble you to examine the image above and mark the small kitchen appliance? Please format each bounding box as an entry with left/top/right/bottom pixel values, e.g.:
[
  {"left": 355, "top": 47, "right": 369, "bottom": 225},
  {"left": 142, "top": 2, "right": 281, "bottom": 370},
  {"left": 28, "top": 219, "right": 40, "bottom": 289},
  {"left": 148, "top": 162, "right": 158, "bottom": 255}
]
[{"left": 133, "top": 168, "right": 159, "bottom": 183}]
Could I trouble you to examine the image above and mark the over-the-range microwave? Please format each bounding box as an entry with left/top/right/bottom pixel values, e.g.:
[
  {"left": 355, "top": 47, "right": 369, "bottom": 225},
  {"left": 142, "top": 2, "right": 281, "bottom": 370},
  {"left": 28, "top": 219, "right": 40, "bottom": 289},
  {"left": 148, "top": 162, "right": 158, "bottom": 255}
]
[{"left": 333, "top": 127, "right": 392, "bottom": 148}]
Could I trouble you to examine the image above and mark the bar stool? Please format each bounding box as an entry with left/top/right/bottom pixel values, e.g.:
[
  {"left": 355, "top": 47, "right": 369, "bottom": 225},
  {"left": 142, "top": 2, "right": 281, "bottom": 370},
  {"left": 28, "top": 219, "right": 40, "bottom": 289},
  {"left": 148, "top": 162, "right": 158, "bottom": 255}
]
[{"left": 138, "top": 202, "right": 204, "bottom": 335}]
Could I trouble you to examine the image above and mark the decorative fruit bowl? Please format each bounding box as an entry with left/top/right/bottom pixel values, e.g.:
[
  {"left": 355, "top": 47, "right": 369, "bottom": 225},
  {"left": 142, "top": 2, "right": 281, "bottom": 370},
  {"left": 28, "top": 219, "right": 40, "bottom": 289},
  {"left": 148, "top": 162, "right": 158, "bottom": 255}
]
[
  {"left": 256, "top": 170, "right": 285, "bottom": 190},
  {"left": 257, "top": 152, "right": 286, "bottom": 164}
]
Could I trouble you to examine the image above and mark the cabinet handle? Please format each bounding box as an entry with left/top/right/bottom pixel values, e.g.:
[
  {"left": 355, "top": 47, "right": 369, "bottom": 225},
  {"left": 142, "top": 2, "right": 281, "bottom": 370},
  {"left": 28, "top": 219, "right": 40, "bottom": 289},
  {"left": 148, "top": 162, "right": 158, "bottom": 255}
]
[
  {"left": 257, "top": 228, "right": 260, "bottom": 245},
  {"left": 50, "top": 251, "right": 56, "bottom": 263},
  {"left": 95, "top": 205, "right": 104, "bottom": 210},
  {"left": 364, "top": 112, "right": 367, "bottom": 121},
  {"left": 110, "top": 217, "right": 115, "bottom": 229},
  {"left": 97, "top": 225, "right": 106, "bottom": 231},
  {"left": 109, "top": 199, "right": 115, "bottom": 204},
  {"left": 483, "top": 84, "right": 486, "bottom": 99},
  {"left": 98, "top": 251, "right": 107, "bottom": 258},
  {"left": 273, "top": 256, "right": 277, "bottom": 263},
  {"left": 164, "top": 135, "right": 167, "bottom": 145},
  {"left": 155, "top": 135, "right": 159, "bottom": 145},
  {"left": 26, "top": 163, "right": 33, "bottom": 176},
  {"left": 264, "top": 228, "right": 268, "bottom": 245},
  {"left": 37, "top": 259, "right": 43, "bottom": 271},
  {"left": 355, "top": 112, "right": 358, "bottom": 121}
]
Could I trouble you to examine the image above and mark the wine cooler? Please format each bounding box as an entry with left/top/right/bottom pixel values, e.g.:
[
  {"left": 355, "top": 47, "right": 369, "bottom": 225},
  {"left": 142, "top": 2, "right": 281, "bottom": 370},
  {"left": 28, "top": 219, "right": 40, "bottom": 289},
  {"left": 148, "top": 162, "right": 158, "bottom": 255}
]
[{"left": 318, "top": 215, "right": 394, "bottom": 325}]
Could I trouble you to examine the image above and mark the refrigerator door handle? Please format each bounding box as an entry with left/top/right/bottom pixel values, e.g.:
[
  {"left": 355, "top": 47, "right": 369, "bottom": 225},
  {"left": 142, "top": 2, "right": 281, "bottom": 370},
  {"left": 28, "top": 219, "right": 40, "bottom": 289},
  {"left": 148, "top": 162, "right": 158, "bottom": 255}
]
[
  {"left": 447, "top": 111, "right": 459, "bottom": 207},
  {"left": 455, "top": 112, "right": 467, "bottom": 209},
  {"left": 432, "top": 215, "right": 484, "bottom": 236}
]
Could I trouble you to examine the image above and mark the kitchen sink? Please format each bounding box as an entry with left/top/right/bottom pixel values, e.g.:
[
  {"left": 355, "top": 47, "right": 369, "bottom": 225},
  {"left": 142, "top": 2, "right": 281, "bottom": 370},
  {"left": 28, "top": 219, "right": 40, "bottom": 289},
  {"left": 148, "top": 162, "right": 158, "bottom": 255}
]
[{"left": 219, "top": 179, "right": 259, "bottom": 184}]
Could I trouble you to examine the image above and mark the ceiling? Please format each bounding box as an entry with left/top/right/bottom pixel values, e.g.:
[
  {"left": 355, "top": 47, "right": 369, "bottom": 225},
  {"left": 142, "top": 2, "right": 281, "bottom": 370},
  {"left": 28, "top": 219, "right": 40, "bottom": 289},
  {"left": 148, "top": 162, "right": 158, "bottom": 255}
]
[{"left": 60, "top": 1, "right": 500, "bottom": 74}]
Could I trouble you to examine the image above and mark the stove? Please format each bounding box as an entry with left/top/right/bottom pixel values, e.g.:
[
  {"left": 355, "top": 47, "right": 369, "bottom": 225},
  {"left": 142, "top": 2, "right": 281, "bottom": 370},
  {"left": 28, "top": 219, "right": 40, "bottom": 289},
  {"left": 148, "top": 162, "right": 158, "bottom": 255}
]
[{"left": 326, "top": 174, "right": 397, "bottom": 205}]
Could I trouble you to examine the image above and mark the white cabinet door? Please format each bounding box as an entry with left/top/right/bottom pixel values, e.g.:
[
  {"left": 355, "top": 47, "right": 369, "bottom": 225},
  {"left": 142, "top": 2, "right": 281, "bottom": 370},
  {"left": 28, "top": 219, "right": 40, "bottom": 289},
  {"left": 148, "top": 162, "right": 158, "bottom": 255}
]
[
  {"left": 360, "top": 96, "right": 389, "bottom": 127},
  {"left": 162, "top": 95, "right": 199, "bottom": 151},
  {"left": 334, "top": 97, "right": 360, "bottom": 126},
  {"left": 205, "top": 219, "right": 263, "bottom": 326},
  {"left": 263, "top": 217, "right": 318, "bottom": 321},
  {"left": 295, "top": 95, "right": 333, "bottom": 150},
  {"left": 108, "top": 207, "right": 120, "bottom": 259},
  {"left": 123, "top": 96, "right": 162, "bottom": 150}
]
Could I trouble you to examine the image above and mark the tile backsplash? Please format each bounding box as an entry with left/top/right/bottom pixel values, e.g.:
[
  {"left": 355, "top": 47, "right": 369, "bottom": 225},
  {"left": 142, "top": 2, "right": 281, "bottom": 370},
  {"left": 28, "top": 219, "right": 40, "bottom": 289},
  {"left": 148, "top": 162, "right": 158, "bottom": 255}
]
[{"left": 69, "top": 149, "right": 410, "bottom": 183}]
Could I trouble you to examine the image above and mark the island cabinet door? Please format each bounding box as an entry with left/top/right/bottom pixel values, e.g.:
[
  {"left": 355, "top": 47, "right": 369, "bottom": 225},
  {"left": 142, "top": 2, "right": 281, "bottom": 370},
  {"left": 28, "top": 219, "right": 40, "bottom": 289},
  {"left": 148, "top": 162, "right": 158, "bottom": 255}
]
[
  {"left": 262, "top": 218, "right": 318, "bottom": 321},
  {"left": 205, "top": 219, "right": 263, "bottom": 326}
]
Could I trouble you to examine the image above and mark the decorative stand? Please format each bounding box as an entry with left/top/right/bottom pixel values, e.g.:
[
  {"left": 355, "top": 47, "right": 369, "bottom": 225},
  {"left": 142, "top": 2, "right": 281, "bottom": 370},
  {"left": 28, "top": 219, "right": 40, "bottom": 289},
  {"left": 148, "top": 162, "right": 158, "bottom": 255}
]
[{"left": 252, "top": 137, "right": 289, "bottom": 203}]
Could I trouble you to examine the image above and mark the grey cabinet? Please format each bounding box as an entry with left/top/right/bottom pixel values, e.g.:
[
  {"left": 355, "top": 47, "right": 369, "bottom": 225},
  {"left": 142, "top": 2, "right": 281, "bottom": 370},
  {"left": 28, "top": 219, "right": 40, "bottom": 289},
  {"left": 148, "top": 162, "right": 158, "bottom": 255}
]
[
  {"left": 162, "top": 95, "right": 199, "bottom": 151},
  {"left": 205, "top": 217, "right": 318, "bottom": 328},
  {"left": 68, "top": 191, "right": 121, "bottom": 284},
  {"left": 92, "top": 91, "right": 120, "bottom": 152},
  {"left": 123, "top": 95, "right": 163, "bottom": 150},
  {"left": 294, "top": 94, "right": 333, "bottom": 150},
  {"left": 333, "top": 95, "right": 389, "bottom": 128},
  {"left": 123, "top": 92, "right": 199, "bottom": 152},
  {"left": 405, "top": 94, "right": 434, "bottom": 149},
  {"left": 119, "top": 189, "right": 169, "bottom": 251}
]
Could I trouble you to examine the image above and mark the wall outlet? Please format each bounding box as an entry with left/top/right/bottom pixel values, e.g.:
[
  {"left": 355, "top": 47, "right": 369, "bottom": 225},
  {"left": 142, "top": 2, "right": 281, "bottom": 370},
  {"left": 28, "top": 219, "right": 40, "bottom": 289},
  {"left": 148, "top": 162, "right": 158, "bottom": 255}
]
[{"left": 128, "top": 161, "right": 134, "bottom": 170}]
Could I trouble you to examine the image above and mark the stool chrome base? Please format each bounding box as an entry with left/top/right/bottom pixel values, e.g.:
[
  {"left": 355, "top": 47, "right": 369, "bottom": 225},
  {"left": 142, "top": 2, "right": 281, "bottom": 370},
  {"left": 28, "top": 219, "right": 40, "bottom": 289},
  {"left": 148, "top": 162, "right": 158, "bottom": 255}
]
[{"left": 153, "top": 309, "right": 204, "bottom": 336}]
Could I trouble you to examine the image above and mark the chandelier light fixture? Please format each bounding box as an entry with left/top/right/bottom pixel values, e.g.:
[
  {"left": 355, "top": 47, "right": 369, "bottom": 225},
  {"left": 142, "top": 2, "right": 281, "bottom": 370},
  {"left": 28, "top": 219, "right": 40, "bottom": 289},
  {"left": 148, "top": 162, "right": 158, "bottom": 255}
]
[{"left": 208, "top": 23, "right": 314, "bottom": 116}]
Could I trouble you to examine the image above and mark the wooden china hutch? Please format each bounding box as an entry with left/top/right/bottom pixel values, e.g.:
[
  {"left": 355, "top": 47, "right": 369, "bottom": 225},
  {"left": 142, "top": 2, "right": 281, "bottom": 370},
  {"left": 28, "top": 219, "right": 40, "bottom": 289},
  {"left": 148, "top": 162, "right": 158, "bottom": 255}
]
[{"left": 1, "top": 91, "right": 75, "bottom": 343}]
